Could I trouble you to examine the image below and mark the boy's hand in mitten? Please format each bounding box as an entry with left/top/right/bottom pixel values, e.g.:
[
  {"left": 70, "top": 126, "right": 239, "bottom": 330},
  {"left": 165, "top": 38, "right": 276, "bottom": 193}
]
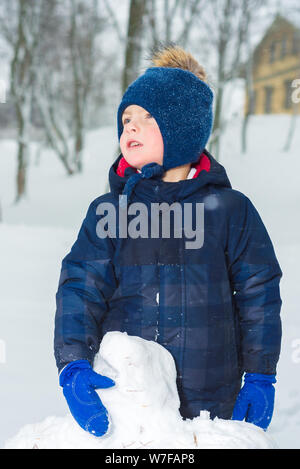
[
  {"left": 59, "top": 360, "right": 115, "bottom": 437},
  {"left": 232, "top": 373, "right": 276, "bottom": 431}
]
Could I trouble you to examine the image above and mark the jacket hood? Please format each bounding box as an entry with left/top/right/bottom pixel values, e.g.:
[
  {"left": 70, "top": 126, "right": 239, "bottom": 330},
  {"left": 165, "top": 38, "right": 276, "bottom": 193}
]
[{"left": 108, "top": 149, "right": 232, "bottom": 204}]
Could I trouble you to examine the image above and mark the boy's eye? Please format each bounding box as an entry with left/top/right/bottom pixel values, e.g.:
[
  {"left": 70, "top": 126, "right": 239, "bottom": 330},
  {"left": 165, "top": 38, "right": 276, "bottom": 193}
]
[{"left": 123, "top": 113, "right": 153, "bottom": 125}]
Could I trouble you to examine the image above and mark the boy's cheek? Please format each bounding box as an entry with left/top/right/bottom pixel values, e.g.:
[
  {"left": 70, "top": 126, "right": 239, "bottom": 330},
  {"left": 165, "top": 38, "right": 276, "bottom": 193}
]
[
  {"left": 120, "top": 137, "right": 132, "bottom": 162},
  {"left": 119, "top": 133, "right": 126, "bottom": 153}
]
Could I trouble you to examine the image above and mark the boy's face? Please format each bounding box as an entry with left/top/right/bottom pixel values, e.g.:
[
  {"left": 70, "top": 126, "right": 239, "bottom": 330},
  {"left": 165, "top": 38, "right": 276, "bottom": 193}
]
[{"left": 120, "top": 105, "right": 164, "bottom": 169}]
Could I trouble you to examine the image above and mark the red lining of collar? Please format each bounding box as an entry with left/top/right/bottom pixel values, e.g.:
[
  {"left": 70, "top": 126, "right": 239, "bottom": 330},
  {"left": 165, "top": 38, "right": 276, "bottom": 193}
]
[{"left": 116, "top": 152, "right": 211, "bottom": 178}]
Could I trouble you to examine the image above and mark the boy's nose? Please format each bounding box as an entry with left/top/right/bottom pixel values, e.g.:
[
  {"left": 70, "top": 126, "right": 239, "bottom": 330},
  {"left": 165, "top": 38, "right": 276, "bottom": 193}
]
[
  {"left": 126, "top": 118, "right": 141, "bottom": 132},
  {"left": 126, "top": 123, "right": 139, "bottom": 133}
]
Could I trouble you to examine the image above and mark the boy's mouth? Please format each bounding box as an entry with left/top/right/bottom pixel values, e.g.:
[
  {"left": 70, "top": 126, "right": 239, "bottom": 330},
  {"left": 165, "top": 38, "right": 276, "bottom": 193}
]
[{"left": 127, "top": 139, "right": 143, "bottom": 149}]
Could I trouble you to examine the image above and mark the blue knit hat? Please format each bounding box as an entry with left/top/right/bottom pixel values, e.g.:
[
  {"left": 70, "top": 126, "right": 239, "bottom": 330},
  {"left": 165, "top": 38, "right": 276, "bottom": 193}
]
[{"left": 117, "top": 66, "right": 214, "bottom": 205}]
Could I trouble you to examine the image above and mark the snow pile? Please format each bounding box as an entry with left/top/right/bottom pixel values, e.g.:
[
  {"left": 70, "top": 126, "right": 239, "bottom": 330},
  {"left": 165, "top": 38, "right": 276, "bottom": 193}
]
[{"left": 4, "top": 332, "right": 276, "bottom": 449}]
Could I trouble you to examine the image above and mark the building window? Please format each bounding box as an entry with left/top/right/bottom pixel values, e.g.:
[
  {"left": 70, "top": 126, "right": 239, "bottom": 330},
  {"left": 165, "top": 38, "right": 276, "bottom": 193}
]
[
  {"left": 281, "top": 37, "right": 287, "bottom": 59},
  {"left": 284, "top": 79, "right": 293, "bottom": 109},
  {"left": 292, "top": 31, "right": 300, "bottom": 55},
  {"left": 270, "top": 41, "right": 276, "bottom": 63},
  {"left": 264, "top": 86, "right": 273, "bottom": 113}
]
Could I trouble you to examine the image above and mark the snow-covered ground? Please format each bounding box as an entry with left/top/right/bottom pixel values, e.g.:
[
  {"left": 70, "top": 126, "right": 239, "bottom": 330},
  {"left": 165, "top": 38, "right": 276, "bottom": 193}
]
[{"left": 0, "top": 115, "right": 299, "bottom": 448}]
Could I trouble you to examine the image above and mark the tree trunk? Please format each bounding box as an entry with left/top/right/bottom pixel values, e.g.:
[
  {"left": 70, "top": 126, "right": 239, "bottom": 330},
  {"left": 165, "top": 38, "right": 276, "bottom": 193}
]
[
  {"left": 15, "top": 101, "right": 29, "bottom": 203},
  {"left": 211, "top": 81, "right": 224, "bottom": 161},
  {"left": 282, "top": 105, "right": 298, "bottom": 152},
  {"left": 73, "top": 86, "right": 84, "bottom": 173},
  {"left": 16, "top": 144, "right": 27, "bottom": 203},
  {"left": 122, "top": 0, "right": 147, "bottom": 93}
]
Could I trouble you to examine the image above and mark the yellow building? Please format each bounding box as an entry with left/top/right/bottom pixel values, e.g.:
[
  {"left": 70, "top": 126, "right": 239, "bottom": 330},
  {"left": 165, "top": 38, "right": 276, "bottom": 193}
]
[{"left": 246, "top": 14, "right": 300, "bottom": 115}]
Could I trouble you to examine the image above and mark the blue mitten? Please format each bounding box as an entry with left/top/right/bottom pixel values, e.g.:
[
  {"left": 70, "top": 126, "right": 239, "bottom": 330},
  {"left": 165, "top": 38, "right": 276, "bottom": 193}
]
[
  {"left": 232, "top": 373, "right": 276, "bottom": 430},
  {"left": 59, "top": 360, "right": 115, "bottom": 437}
]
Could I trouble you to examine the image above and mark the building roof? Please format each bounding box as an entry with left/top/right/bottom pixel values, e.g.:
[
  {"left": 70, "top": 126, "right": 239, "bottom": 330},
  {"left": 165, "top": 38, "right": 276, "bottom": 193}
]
[
  {"left": 282, "top": 10, "right": 300, "bottom": 30},
  {"left": 251, "top": 13, "right": 300, "bottom": 61}
]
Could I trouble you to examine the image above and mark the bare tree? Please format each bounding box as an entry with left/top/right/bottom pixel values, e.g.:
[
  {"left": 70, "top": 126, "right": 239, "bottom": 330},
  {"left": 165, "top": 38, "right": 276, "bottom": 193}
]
[
  {"left": 32, "top": 1, "right": 75, "bottom": 175},
  {"left": 103, "top": 0, "right": 148, "bottom": 194},
  {"left": 233, "top": 0, "right": 263, "bottom": 154},
  {"left": 35, "top": 0, "right": 107, "bottom": 176},
  {"left": 69, "top": 0, "right": 100, "bottom": 172},
  {"left": 1, "top": 0, "right": 112, "bottom": 192},
  {"left": 145, "top": 0, "right": 204, "bottom": 49},
  {"left": 241, "top": 6, "right": 255, "bottom": 154},
  {"left": 198, "top": 0, "right": 261, "bottom": 161},
  {"left": 102, "top": 0, "right": 125, "bottom": 43},
  {"left": 122, "top": 0, "right": 148, "bottom": 93},
  {"left": 283, "top": 96, "right": 300, "bottom": 151},
  {"left": 0, "top": 0, "right": 45, "bottom": 202},
  {"left": 35, "top": 67, "right": 75, "bottom": 176}
]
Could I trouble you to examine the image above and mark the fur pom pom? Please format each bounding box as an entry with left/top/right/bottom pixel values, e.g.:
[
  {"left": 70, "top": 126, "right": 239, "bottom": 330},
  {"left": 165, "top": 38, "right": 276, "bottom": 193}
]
[{"left": 150, "top": 44, "right": 207, "bottom": 82}]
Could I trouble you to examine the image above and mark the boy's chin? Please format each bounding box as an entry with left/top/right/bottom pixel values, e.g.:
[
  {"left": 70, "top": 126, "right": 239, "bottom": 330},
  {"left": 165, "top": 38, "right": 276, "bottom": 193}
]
[{"left": 124, "top": 154, "right": 163, "bottom": 170}]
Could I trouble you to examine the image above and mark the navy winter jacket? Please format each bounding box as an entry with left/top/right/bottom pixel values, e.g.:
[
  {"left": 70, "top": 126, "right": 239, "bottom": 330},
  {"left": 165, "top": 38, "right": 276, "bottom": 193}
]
[{"left": 54, "top": 150, "right": 283, "bottom": 420}]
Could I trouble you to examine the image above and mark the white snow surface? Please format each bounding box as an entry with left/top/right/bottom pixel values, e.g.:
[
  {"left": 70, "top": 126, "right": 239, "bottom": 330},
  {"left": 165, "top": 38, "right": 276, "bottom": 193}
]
[
  {"left": 4, "top": 331, "right": 275, "bottom": 449},
  {"left": 1, "top": 115, "right": 300, "bottom": 448}
]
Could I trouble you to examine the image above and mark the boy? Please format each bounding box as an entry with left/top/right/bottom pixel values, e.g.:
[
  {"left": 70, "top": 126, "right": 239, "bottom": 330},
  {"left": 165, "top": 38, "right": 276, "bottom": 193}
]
[{"left": 54, "top": 46, "right": 282, "bottom": 438}]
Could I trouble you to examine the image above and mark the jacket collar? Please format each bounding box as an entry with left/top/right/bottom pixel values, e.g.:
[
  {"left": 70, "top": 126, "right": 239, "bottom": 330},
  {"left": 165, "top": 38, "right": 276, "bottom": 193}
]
[
  {"left": 116, "top": 151, "right": 211, "bottom": 178},
  {"left": 108, "top": 149, "right": 232, "bottom": 203}
]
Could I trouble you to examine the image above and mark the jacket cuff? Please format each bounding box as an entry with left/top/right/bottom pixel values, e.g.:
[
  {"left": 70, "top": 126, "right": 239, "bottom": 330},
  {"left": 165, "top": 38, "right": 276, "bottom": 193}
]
[
  {"left": 59, "top": 359, "right": 92, "bottom": 387},
  {"left": 244, "top": 372, "right": 276, "bottom": 384}
]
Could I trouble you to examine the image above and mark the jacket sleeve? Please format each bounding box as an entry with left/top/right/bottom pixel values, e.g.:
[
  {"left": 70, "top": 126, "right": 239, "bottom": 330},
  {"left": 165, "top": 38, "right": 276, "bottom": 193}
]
[
  {"left": 54, "top": 198, "right": 117, "bottom": 372},
  {"left": 226, "top": 193, "right": 283, "bottom": 375}
]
